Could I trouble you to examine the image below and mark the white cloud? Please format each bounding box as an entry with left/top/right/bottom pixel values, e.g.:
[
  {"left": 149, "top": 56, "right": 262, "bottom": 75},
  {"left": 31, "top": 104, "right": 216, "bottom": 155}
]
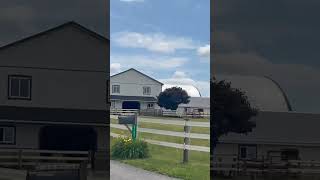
[
  {"left": 110, "top": 63, "right": 122, "bottom": 75},
  {"left": 112, "top": 32, "right": 197, "bottom": 53},
  {"left": 111, "top": 55, "right": 188, "bottom": 70},
  {"left": 172, "top": 71, "right": 188, "bottom": 79},
  {"left": 197, "top": 44, "right": 210, "bottom": 58},
  {"left": 159, "top": 71, "right": 210, "bottom": 97},
  {"left": 119, "top": 0, "right": 144, "bottom": 2}
]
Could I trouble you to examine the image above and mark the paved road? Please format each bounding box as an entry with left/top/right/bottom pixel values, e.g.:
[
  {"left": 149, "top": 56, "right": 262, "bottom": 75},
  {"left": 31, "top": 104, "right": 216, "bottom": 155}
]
[{"left": 110, "top": 160, "right": 180, "bottom": 180}]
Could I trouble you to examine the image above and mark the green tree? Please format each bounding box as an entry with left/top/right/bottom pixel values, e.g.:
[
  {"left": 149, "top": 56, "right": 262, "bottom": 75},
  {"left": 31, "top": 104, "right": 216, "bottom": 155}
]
[
  {"left": 211, "top": 80, "right": 258, "bottom": 150},
  {"left": 157, "top": 87, "right": 190, "bottom": 110}
]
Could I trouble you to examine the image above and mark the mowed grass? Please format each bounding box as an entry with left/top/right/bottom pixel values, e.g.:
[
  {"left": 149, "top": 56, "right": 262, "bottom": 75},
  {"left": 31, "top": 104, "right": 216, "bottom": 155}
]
[
  {"left": 140, "top": 116, "right": 210, "bottom": 122},
  {"left": 110, "top": 137, "right": 210, "bottom": 180},
  {"left": 111, "top": 128, "right": 210, "bottom": 147},
  {"left": 111, "top": 118, "right": 210, "bottom": 134}
]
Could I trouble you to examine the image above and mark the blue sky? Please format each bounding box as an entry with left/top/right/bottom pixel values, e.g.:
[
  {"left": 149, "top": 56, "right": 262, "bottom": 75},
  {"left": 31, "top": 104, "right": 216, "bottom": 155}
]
[{"left": 110, "top": 0, "right": 210, "bottom": 97}]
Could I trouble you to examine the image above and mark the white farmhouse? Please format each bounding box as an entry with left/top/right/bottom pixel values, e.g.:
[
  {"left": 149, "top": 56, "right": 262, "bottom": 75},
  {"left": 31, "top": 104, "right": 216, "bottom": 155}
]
[{"left": 110, "top": 68, "right": 163, "bottom": 110}]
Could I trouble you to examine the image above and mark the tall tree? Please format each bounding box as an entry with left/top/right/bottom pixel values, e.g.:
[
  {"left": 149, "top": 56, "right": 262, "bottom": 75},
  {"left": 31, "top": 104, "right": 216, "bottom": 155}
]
[
  {"left": 157, "top": 87, "right": 190, "bottom": 110},
  {"left": 211, "top": 80, "right": 258, "bottom": 151}
]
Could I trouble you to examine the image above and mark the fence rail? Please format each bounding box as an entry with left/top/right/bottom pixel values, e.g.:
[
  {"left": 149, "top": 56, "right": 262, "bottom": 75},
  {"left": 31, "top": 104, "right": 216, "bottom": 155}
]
[
  {"left": 212, "top": 154, "right": 320, "bottom": 175},
  {"left": 110, "top": 115, "right": 210, "bottom": 152},
  {"left": 111, "top": 115, "right": 210, "bottom": 127},
  {"left": 110, "top": 109, "right": 139, "bottom": 115},
  {"left": 111, "top": 108, "right": 210, "bottom": 118},
  {"left": 111, "top": 132, "right": 210, "bottom": 152},
  {"left": 0, "top": 149, "right": 90, "bottom": 169},
  {"left": 110, "top": 124, "right": 209, "bottom": 139}
]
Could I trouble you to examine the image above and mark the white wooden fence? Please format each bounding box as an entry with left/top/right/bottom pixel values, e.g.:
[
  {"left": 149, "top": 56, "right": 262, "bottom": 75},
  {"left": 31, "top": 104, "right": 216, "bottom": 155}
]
[
  {"left": 111, "top": 108, "right": 210, "bottom": 118},
  {"left": 110, "top": 109, "right": 139, "bottom": 115},
  {"left": 110, "top": 115, "right": 210, "bottom": 152},
  {"left": 0, "top": 149, "right": 90, "bottom": 169},
  {"left": 212, "top": 154, "right": 320, "bottom": 175}
]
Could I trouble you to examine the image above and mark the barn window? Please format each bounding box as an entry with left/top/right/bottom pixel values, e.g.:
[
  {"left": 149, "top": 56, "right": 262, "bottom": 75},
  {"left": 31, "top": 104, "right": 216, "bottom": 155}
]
[
  {"left": 0, "top": 127, "right": 15, "bottom": 144},
  {"left": 8, "top": 75, "right": 32, "bottom": 100},
  {"left": 281, "top": 149, "right": 299, "bottom": 160},
  {"left": 111, "top": 100, "right": 116, "bottom": 108},
  {"left": 143, "top": 86, "right": 151, "bottom": 95},
  {"left": 239, "top": 145, "right": 257, "bottom": 160},
  {"left": 147, "top": 103, "right": 154, "bottom": 109},
  {"left": 112, "top": 85, "right": 120, "bottom": 93}
]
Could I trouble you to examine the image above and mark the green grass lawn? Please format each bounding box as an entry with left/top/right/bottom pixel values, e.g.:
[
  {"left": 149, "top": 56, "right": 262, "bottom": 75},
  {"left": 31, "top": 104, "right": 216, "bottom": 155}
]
[
  {"left": 111, "top": 118, "right": 210, "bottom": 134},
  {"left": 139, "top": 115, "right": 210, "bottom": 122},
  {"left": 110, "top": 137, "right": 210, "bottom": 180}
]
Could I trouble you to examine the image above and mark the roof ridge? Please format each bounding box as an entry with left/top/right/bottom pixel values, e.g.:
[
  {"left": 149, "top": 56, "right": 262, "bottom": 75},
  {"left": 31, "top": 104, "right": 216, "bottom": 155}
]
[
  {"left": 0, "top": 21, "right": 108, "bottom": 51},
  {"left": 111, "top": 68, "right": 163, "bottom": 85}
]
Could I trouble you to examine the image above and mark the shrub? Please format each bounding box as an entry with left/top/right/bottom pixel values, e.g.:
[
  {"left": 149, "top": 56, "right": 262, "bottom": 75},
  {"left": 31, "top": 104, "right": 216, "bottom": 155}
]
[{"left": 111, "top": 136, "right": 150, "bottom": 159}]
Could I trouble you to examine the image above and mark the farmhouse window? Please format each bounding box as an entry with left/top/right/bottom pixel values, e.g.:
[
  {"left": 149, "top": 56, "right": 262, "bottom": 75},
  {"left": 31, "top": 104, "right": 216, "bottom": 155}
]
[
  {"left": 111, "top": 100, "right": 116, "bottom": 108},
  {"left": 143, "top": 86, "right": 151, "bottom": 95},
  {"left": 8, "top": 75, "right": 32, "bottom": 100},
  {"left": 112, "top": 85, "right": 120, "bottom": 93},
  {"left": 0, "top": 127, "right": 15, "bottom": 144},
  {"left": 239, "top": 145, "right": 257, "bottom": 160},
  {"left": 147, "top": 103, "right": 154, "bottom": 109}
]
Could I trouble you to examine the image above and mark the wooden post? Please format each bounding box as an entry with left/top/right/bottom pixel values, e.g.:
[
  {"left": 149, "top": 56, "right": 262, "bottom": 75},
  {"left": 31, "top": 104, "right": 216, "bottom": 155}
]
[
  {"left": 183, "top": 118, "right": 190, "bottom": 163},
  {"left": 79, "top": 161, "right": 88, "bottom": 180},
  {"left": 18, "top": 149, "right": 22, "bottom": 169}
]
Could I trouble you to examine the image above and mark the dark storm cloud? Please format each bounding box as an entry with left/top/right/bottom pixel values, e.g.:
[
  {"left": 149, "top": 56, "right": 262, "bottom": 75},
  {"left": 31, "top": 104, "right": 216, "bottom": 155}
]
[
  {"left": 214, "top": 0, "right": 320, "bottom": 66},
  {"left": 213, "top": 0, "right": 320, "bottom": 113},
  {"left": 0, "top": 0, "right": 109, "bottom": 46}
]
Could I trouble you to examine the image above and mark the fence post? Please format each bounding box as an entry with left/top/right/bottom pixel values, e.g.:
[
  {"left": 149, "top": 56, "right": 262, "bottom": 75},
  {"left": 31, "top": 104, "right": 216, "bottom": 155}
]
[
  {"left": 79, "top": 161, "right": 88, "bottom": 180},
  {"left": 18, "top": 149, "right": 22, "bottom": 169},
  {"left": 183, "top": 118, "right": 190, "bottom": 163}
]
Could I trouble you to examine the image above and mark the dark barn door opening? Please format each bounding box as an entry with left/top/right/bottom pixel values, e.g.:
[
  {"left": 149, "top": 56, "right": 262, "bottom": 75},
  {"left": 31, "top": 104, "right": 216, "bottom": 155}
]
[
  {"left": 122, "top": 101, "right": 140, "bottom": 109},
  {"left": 39, "top": 125, "right": 97, "bottom": 151}
]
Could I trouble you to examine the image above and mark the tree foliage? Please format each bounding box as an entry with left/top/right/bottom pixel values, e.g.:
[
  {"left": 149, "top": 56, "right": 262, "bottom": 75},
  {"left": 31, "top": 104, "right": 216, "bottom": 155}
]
[
  {"left": 211, "top": 80, "right": 258, "bottom": 149},
  {"left": 157, "top": 87, "right": 190, "bottom": 110}
]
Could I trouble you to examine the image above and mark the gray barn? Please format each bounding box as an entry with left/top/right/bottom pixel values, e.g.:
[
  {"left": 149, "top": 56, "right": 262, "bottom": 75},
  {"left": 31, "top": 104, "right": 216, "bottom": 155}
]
[{"left": 0, "top": 22, "right": 109, "bottom": 168}]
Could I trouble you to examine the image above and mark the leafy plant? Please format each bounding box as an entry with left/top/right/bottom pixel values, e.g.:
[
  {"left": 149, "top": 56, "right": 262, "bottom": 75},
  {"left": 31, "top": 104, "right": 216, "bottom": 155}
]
[{"left": 111, "top": 136, "right": 150, "bottom": 159}]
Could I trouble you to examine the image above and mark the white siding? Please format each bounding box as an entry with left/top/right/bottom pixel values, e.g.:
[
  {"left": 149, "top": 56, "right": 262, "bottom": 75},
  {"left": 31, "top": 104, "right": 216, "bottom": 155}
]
[
  {"left": 0, "top": 25, "right": 108, "bottom": 111},
  {"left": 111, "top": 69, "right": 162, "bottom": 98}
]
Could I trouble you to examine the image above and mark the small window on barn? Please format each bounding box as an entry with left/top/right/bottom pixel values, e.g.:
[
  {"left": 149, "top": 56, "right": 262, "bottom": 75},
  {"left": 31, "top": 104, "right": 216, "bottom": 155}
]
[
  {"left": 281, "top": 149, "right": 299, "bottom": 160},
  {"left": 112, "top": 85, "right": 120, "bottom": 93},
  {"left": 143, "top": 87, "right": 151, "bottom": 95},
  {"left": 239, "top": 145, "right": 257, "bottom": 160},
  {"left": 147, "top": 103, "right": 154, "bottom": 109},
  {"left": 0, "top": 127, "right": 15, "bottom": 144},
  {"left": 8, "top": 75, "right": 32, "bottom": 100},
  {"left": 111, "top": 100, "right": 116, "bottom": 109}
]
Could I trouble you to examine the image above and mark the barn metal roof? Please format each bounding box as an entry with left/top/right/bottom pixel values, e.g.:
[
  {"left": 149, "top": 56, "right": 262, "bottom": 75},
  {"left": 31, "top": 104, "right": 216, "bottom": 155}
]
[
  {"left": 179, "top": 97, "right": 210, "bottom": 108},
  {"left": 215, "top": 74, "right": 292, "bottom": 112}
]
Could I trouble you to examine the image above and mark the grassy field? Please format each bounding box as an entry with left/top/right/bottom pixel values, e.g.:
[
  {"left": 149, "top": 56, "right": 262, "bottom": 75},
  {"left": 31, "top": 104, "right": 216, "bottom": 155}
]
[
  {"left": 110, "top": 115, "right": 210, "bottom": 179},
  {"left": 213, "top": 176, "right": 320, "bottom": 180},
  {"left": 111, "top": 118, "right": 209, "bottom": 134},
  {"left": 139, "top": 115, "right": 210, "bottom": 122},
  {"left": 111, "top": 137, "right": 210, "bottom": 180}
]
